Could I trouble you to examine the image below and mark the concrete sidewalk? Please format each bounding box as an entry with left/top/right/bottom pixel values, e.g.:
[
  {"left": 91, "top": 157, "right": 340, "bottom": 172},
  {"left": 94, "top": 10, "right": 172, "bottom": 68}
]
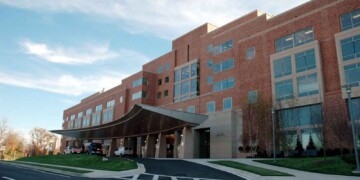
[
  {"left": 185, "top": 158, "right": 359, "bottom": 180},
  {"left": 3, "top": 160, "right": 145, "bottom": 178}
]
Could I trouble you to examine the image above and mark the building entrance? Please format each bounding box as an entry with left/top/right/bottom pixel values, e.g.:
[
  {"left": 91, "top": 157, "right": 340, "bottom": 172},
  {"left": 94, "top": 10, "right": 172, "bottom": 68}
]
[
  {"left": 166, "top": 134, "right": 174, "bottom": 158},
  {"left": 199, "top": 128, "right": 210, "bottom": 158}
]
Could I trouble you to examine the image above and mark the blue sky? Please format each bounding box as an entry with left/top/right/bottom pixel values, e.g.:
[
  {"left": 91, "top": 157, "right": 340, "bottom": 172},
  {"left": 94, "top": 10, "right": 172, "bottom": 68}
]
[{"left": 0, "top": 0, "right": 309, "bottom": 140}]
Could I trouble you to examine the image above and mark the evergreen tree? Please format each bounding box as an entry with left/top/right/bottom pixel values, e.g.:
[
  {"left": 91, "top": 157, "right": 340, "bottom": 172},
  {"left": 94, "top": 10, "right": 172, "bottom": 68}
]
[
  {"left": 306, "top": 134, "right": 316, "bottom": 150},
  {"left": 295, "top": 135, "right": 304, "bottom": 156}
]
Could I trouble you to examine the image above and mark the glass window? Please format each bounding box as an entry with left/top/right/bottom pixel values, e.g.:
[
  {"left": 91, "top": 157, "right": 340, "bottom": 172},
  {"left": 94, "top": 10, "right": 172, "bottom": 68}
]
[
  {"left": 174, "top": 84, "right": 180, "bottom": 97},
  {"left": 158, "top": 79, "right": 162, "bottom": 86},
  {"left": 132, "top": 78, "right": 143, "bottom": 88},
  {"left": 77, "top": 112, "right": 83, "bottom": 118},
  {"left": 248, "top": 90, "right": 258, "bottom": 104},
  {"left": 297, "top": 73, "right": 319, "bottom": 97},
  {"left": 187, "top": 106, "right": 195, "bottom": 113},
  {"left": 165, "top": 63, "right": 170, "bottom": 71},
  {"left": 278, "top": 104, "right": 322, "bottom": 128},
  {"left": 106, "top": 99, "right": 115, "bottom": 108},
  {"left": 86, "top": 108, "right": 92, "bottom": 115},
  {"left": 213, "top": 58, "right": 234, "bottom": 73},
  {"left": 213, "top": 63, "right": 220, "bottom": 73},
  {"left": 274, "top": 56, "right": 292, "bottom": 78},
  {"left": 276, "top": 27, "right": 314, "bottom": 52},
  {"left": 158, "top": 66, "right": 163, "bottom": 73},
  {"left": 164, "top": 90, "right": 169, "bottom": 97},
  {"left": 223, "top": 97, "right": 232, "bottom": 110},
  {"left": 165, "top": 76, "right": 169, "bottom": 83},
  {"left": 70, "top": 115, "right": 75, "bottom": 120},
  {"left": 181, "top": 81, "right": 189, "bottom": 95},
  {"left": 207, "top": 60, "right": 213, "bottom": 68},
  {"left": 207, "top": 44, "right": 213, "bottom": 52},
  {"left": 174, "top": 69, "right": 180, "bottom": 82},
  {"left": 181, "top": 66, "right": 189, "bottom": 80},
  {"left": 295, "top": 49, "right": 316, "bottom": 72},
  {"left": 246, "top": 47, "right": 255, "bottom": 60},
  {"left": 119, "top": 96, "right": 123, "bottom": 103},
  {"left": 191, "top": 63, "right": 197, "bottom": 77},
  {"left": 344, "top": 62, "right": 360, "bottom": 86},
  {"left": 132, "top": 91, "right": 142, "bottom": 100},
  {"left": 207, "top": 101, "right": 215, "bottom": 113},
  {"left": 207, "top": 76, "right": 213, "bottom": 84},
  {"left": 96, "top": 104, "right": 102, "bottom": 112},
  {"left": 213, "top": 82, "right": 220, "bottom": 92},
  {"left": 275, "top": 79, "right": 294, "bottom": 101},
  {"left": 340, "top": 8, "right": 360, "bottom": 31},
  {"left": 190, "top": 79, "right": 197, "bottom": 92},
  {"left": 92, "top": 113, "right": 101, "bottom": 126},
  {"left": 142, "top": 91, "right": 148, "bottom": 98},
  {"left": 213, "top": 77, "right": 234, "bottom": 92},
  {"left": 340, "top": 35, "right": 360, "bottom": 61},
  {"left": 103, "top": 109, "right": 113, "bottom": 123},
  {"left": 351, "top": 98, "right": 360, "bottom": 120},
  {"left": 157, "top": 92, "right": 161, "bottom": 99}
]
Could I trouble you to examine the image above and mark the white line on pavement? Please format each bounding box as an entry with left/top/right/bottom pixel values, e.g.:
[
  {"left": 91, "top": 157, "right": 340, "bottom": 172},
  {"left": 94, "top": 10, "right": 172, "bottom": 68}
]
[
  {"left": 131, "top": 175, "right": 139, "bottom": 180},
  {"left": 32, "top": 169, "right": 70, "bottom": 178},
  {"left": 152, "top": 175, "right": 159, "bottom": 180},
  {"left": 2, "top": 176, "right": 15, "bottom": 180}
]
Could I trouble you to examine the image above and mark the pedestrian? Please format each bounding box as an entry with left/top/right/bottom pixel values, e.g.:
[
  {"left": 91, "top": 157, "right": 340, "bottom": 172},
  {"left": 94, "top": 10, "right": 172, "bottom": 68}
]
[{"left": 88, "top": 143, "right": 92, "bottom": 155}]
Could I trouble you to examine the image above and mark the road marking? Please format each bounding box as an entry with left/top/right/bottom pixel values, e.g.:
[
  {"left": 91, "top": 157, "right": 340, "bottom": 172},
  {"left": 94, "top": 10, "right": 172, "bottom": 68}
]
[
  {"left": 152, "top": 175, "right": 159, "bottom": 180},
  {"left": 170, "top": 177, "right": 177, "bottom": 180},
  {"left": 131, "top": 175, "right": 139, "bottom": 180},
  {"left": 32, "top": 169, "right": 70, "bottom": 178},
  {"left": 2, "top": 177, "right": 15, "bottom": 180}
]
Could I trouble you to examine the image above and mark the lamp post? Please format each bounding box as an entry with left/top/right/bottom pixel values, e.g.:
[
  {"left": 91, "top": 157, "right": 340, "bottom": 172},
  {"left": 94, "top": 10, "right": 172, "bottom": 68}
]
[
  {"left": 342, "top": 83, "right": 360, "bottom": 173},
  {"left": 271, "top": 107, "right": 276, "bottom": 161}
]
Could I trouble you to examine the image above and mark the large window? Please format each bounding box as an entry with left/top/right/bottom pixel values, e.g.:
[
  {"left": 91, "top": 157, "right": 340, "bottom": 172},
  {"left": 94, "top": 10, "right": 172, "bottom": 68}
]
[
  {"left": 340, "top": 34, "right": 360, "bottom": 61},
  {"left": 208, "top": 40, "right": 233, "bottom": 55},
  {"left": 95, "top": 104, "right": 102, "bottom": 112},
  {"left": 83, "top": 117, "right": 90, "bottom": 127},
  {"left": 158, "top": 66, "right": 163, "bottom": 73},
  {"left": 106, "top": 100, "right": 115, "bottom": 108},
  {"left": 77, "top": 112, "right": 83, "bottom": 119},
  {"left": 295, "top": 49, "right": 316, "bottom": 72},
  {"left": 297, "top": 73, "right": 319, "bottom": 97},
  {"left": 340, "top": 8, "right": 360, "bottom": 31},
  {"left": 213, "top": 77, "right": 235, "bottom": 92},
  {"left": 223, "top": 97, "right": 232, "bottom": 110},
  {"left": 278, "top": 104, "right": 322, "bottom": 128},
  {"left": 92, "top": 113, "right": 101, "bottom": 126},
  {"left": 275, "top": 27, "right": 314, "bottom": 52},
  {"left": 207, "top": 101, "right": 215, "bottom": 113},
  {"left": 86, "top": 108, "right": 92, "bottom": 115},
  {"left": 165, "top": 63, "right": 170, "bottom": 71},
  {"left": 275, "top": 79, "right": 294, "bottom": 101},
  {"left": 351, "top": 98, "right": 360, "bottom": 120},
  {"left": 174, "top": 62, "right": 199, "bottom": 102},
  {"left": 132, "top": 91, "right": 142, "bottom": 100},
  {"left": 207, "top": 60, "right": 213, "bottom": 68},
  {"left": 213, "top": 58, "right": 234, "bottom": 73},
  {"left": 70, "top": 114, "right": 75, "bottom": 121},
  {"left": 132, "top": 78, "right": 143, "bottom": 88},
  {"left": 103, "top": 109, "right": 113, "bottom": 124},
  {"left": 344, "top": 62, "right": 360, "bottom": 86},
  {"left": 207, "top": 76, "right": 213, "bottom": 84},
  {"left": 274, "top": 56, "right": 292, "bottom": 78}
]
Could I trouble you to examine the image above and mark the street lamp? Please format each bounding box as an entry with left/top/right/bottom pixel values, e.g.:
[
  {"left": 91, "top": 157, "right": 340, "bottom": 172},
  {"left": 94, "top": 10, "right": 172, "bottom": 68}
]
[
  {"left": 271, "top": 107, "right": 276, "bottom": 161},
  {"left": 342, "top": 83, "right": 360, "bottom": 173}
]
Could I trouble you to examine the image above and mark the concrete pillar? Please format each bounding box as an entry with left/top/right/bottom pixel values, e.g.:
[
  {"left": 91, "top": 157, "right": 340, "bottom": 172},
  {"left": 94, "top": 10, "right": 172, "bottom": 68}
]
[
  {"left": 178, "top": 127, "right": 194, "bottom": 158},
  {"left": 155, "top": 133, "right": 166, "bottom": 158},
  {"left": 137, "top": 137, "right": 142, "bottom": 158},
  {"left": 145, "top": 135, "right": 156, "bottom": 158},
  {"left": 173, "top": 130, "right": 180, "bottom": 158},
  {"left": 107, "top": 139, "right": 117, "bottom": 157}
]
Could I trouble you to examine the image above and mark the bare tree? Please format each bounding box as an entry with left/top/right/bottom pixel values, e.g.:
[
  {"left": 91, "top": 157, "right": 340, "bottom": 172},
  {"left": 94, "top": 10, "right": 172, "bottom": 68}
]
[
  {"left": 30, "top": 128, "right": 57, "bottom": 155},
  {"left": 310, "top": 104, "right": 326, "bottom": 159},
  {"left": 3, "top": 130, "right": 24, "bottom": 160},
  {"left": 0, "top": 118, "right": 8, "bottom": 144}
]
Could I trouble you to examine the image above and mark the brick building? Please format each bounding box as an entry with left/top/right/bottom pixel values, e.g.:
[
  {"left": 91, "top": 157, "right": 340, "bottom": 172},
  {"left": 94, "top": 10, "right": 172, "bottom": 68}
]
[{"left": 53, "top": 0, "right": 360, "bottom": 158}]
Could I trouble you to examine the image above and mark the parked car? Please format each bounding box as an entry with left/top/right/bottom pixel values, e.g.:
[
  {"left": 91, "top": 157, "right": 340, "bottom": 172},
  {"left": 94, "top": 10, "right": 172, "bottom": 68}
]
[
  {"left": 71, "top": 146, "right": 82, "bottom": 154},
  {"left": 85, "top": 143, "right": 103, "bottom": 155},
  {"left": 64, "top": 146, "right": 73, "bottom": 154},
  {"left": 114, "top": 147, "right": 133, "bottom": 157}
]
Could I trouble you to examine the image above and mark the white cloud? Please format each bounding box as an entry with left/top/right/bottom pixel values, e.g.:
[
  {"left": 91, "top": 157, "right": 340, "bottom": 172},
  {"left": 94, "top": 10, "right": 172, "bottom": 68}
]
[
  {"left": 1, "top": 0, "right": 310, "bottom": 39},
  {"left": 0, "top": 71, "right": 129, "bottom": 96},
  {"left": 20, "top": 40, "right": 118, "bottom": 65}
]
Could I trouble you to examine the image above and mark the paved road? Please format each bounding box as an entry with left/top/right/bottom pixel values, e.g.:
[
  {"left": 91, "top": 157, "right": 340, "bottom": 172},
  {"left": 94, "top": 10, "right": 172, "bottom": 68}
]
[
  {"left": 130, "top": 158, "right": 245, "bottom": 180},
  {"left": 0, "top": 162, "right": 113, "bottom": 180}
]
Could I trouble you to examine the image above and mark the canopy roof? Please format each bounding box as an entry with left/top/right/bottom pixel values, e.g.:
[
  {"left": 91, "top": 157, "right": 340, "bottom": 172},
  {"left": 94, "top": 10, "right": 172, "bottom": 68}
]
[{"left": 51, "top": 104, "right": 208, "bottom": 139}]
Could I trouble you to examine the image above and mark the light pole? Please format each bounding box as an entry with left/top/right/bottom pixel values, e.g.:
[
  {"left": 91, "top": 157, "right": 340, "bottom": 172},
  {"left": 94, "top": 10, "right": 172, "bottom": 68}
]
[
  {"left": 342, "top": 83, "right": 360, "bottom": 173},
  {"left": 271, "top": 107, "right": 276, "bottom": 161}
]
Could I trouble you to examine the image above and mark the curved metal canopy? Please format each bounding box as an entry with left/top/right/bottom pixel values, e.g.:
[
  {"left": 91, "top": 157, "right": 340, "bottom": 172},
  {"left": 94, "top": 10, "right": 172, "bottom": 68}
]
[{"left": 51, "top": 104, "right": 208, "bottom": 139}]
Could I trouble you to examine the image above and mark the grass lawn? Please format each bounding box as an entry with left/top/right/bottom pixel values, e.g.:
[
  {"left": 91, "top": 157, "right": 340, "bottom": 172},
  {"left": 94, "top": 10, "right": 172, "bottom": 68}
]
[
  {"left": 16, "top": 154, "right": 137, "bottom": 171},
  {"left": 209, "top": 160, "right": 293, "bottom": 176},
  {"left": 255, "top": 156, "right": 360, "bottom": 176}
]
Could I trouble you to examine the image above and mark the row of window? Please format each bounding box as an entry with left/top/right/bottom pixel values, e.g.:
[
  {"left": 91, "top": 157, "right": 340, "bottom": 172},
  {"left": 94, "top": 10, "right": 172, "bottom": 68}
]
[
  {"left": 158, "top": 63, "right": 171, "bottom": 73},
  {"left": 158, "top": 76, "right": 170, "bottom": 85},
  {"left": 174, "top": 63, "right": 198, "bottom": 83},
  {"left": 174, "top": 62, "right": 199, "bottom": 102},
  {"left": 275, "top": 27, "right": 314, "bottom": 52},
  {"left": 207, "top": 40, "right": 233, "bottom": 55},
  {"left": 206, "top": 97, "right": 233, "bottom": 113},
  {"left": 213, "top": 58, "right": 234, "bottom": 74},
  {"left": 157, "top": 90, "right": 169, "bottom": 99},
  {"left": 340, "top": 8, "right": 360, "bottom": 31},
  {"left": 213, "top": 77, "right": 235, "bottom": 92}
]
